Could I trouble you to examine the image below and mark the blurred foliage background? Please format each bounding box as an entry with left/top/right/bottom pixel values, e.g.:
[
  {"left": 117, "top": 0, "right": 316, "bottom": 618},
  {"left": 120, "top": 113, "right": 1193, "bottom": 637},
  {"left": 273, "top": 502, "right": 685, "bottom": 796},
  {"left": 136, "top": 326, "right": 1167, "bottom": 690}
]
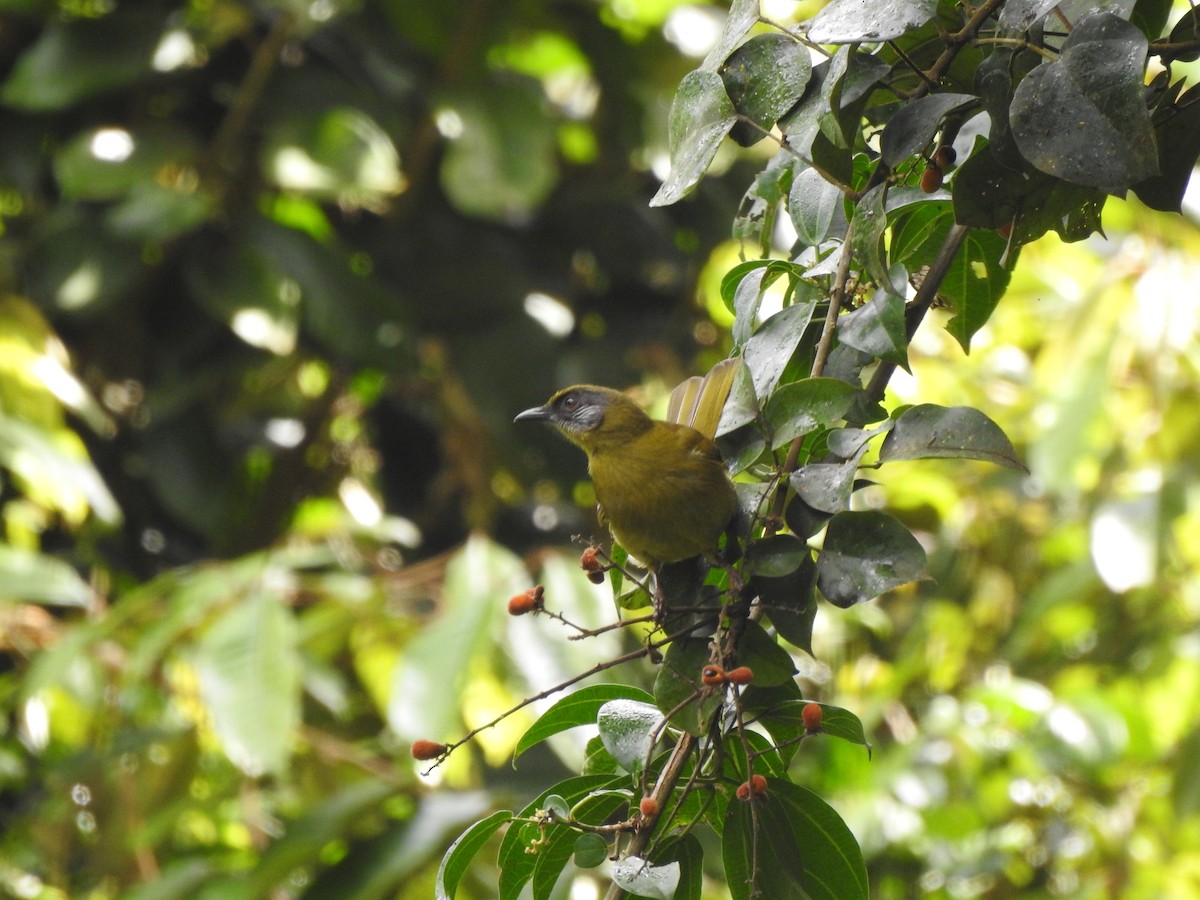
[{"left": 0, "top": 0, "right": 1199, "bottom": 898}]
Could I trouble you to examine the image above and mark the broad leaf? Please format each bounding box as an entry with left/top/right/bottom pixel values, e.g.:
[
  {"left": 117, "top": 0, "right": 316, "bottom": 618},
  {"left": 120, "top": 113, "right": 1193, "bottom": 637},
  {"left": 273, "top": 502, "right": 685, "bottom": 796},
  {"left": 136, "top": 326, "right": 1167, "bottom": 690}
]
[
  {"left": 650, "top": 70, "right": 736, "bottom": 207},
  {"left": 721, "top": 34, "right": 812, "bottom": 146},
  {"left": 195, "top": 589, "right": 301, "bottom": 777},
  {"left": 653, "top": 638, "right": 721, "bottom": 736},
  {"left": 596, "top": 699, "right": 664, "bottom": 773},
  {"left": 723, "top": 779, "right": 868, "bottom": 900},
  {"left": 837, "top": 285, "right": 908, "bottom": 368},
  {"left": 744, "top": 533, "right": 810, "bottom": 578},
  {"left": 610, "top": 856, "right": 681, "bottom": 900},
  {"left": 1010, "top": 13, "right": 1158, "bottom": 193},
  {"left": 939, "top": 228, "right": 1012, "bottom": 351},
  {"left": 880, "top": 404, "right": 1026, "bottom": 470},
  {"left": 0, "top": 545, "right": 95, "bottom": 607},
  {"left": 437, "top": 811, "right": 514, "bottom": 900},
  {"left": 735, "top": 619, "right": 799, "bottom": 686},
  {"left": 762, "top": 378, "right": 860, "bottom": 449},
  {"left": 816, "top": 511, "right": 927, "bottom": 607},
  {"left": 880, "top": 93, "right": 975, "bottom": 167},
  {"left": 789, "top": 166, "right": 847, "bottom": 247},
  {"left": 514, "top": 684, "right": 655, "bottom": 762},
  {"left": 808, "top": 0, "right": 937, "bottom": 43}
]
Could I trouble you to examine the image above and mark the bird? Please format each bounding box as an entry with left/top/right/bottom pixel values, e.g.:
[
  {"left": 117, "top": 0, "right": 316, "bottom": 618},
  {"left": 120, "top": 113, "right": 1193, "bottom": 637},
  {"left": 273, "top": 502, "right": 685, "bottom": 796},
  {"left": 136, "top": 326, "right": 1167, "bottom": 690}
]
[{"left": 514, "top": 360, "right": 740, "bottom": 592}]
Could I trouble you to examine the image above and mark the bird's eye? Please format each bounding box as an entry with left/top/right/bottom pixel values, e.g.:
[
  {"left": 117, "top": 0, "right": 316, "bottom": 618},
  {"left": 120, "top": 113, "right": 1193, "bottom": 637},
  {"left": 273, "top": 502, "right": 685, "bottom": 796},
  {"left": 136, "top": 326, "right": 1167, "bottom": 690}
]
[{"left": 562, "top": 395, "right": 578, "bottom": 411}]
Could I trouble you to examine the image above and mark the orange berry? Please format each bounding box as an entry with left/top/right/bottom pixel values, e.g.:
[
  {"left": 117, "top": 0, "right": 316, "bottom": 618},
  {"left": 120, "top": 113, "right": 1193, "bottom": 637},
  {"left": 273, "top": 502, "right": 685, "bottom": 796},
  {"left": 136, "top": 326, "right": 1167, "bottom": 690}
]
[
  {"left": 736, "top": 782, "right": 751, "bottom": 801},
  {"left": 920, "top": 166, "right": 943, "bottom": 193},
  {"left": 701, "top": 665, "right": 727, "bottom": 686},
  {"left": 410, "top": 739, "right": 448, "bottom": 761},
  {"left": 726, "top": 666, "right": 754, "bottom": 685},
  {"left": 997, "top": 219, "right": 1014, "bottom": 239},
  {"left": 507, "top": 585, "right": 544, "bottom": 616},
  {"left": 750, "top": 773, "right": 768, "bottom": 795},
  {"left": 639, "top": 796, "right": 660, "bottom": 817},
  {"left": 802, "top": 702, "right": 823, "bottom": 732},
  {"left": 934, "top": 145, "right": 956, "bottom": 170}
]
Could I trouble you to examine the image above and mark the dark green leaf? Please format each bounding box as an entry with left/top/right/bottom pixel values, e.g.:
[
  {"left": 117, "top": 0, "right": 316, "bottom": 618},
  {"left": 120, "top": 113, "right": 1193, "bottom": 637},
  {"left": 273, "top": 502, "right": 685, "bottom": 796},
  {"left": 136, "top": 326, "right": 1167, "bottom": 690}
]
[
  {"left": 736, "top": 619, "right": 799, "bottom": 686},
  {"left": 0, "top": 9, "right": 161, "bottom": 110},
  {"left": 756, "top": 559, "right": 818, "bottom": 655},
  {"left": 880, "top": 93, "right": 975, "bottom": 166},
  {"left": 849, "top": 183, "right": 892, "bottom": 292},
  {"left": 513, "top": 684, "right": 655, "bottom": 762},
  {"left": 652, "top": 833, "right": 704, "bottom": 900},
  {"left": 789, "top": 460, "right": 859, "bottom": 515},
  {"left": 940, "top": 228, "right": 1012, "bottom": 351},
  {"left": 808, "top": 0, "right": 937, "bottom": 43},
  {"left": 880, "top": 403, "right": 1025, "bottom": 469},
  {"left": 700, "top": 0, "right": 762, "bottom": 70},
  {"left": 836, "top": 285, "right": 909, "bottom": 368},
  {"left": 54, "top": 127, "right": 199, "bottom": 201},
  {"left": 573, "top": 833, "right": 609, "bottom": 869},
  {"left": 763, "top": 701, "right": 873, "bottom": 756},
  {"left": 745, "top": 533, "right": 810, "bottom": 578},
  {"left": 1134, "top": 82, "right": 1200, "bottom": 212},
  {"left": 437, "top": 811, "right": 514, "bottom": 900},
  {"left": 653, "top": 638, "right": 720, "bottom": 736},
  {"left": 816, "top": 510, "right": 928, "bottom": 607},
  {"left": 743, "top": 296, "right": 819, "bottom": 394},
  {"left": 723, "top": 778, "right": 868, "bottom": 900},
  {"left": 762, "top": 378, "right": 860, "bottom": 449},
  {"left": 721, "top": 34, "right": 812, "bottom": 146},
  {"left": 1165, "top": 7, "right": 1200, "bottom": 61},
  {"left": 531, "top": 791, "right": 628, "bottom": 899},
  {"left": 1010, "top": 14, "right": 1158, "bottom": 192},
  {"left": 650, "top": 70, "right": 736, "bottom": 207}
]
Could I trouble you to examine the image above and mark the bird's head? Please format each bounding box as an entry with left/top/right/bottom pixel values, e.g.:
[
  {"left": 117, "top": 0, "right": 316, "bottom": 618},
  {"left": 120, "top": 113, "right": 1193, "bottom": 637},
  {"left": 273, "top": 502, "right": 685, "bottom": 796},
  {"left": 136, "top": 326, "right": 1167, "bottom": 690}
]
[{"left": 514, "top": 385, "right": 651, "bottom": 452}]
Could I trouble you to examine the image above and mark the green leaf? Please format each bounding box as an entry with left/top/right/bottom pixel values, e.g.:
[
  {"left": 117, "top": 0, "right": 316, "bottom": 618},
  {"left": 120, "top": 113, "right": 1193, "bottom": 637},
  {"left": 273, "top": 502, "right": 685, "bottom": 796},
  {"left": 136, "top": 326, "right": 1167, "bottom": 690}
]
[
  {"left": 514, "top": 684, "right": 655, "bottom": 762},
  {"left": 720, "top": 33, "right": 812, "bottom": 146},
  {"left": 808, "top": 0, "right": 937, "bottom": 43},
  {"left": 573, "top": 833, "right": 609, "bottom": 869},
  {"left": 497, "top": 775, "right": 622, "bottom": 900},
  {"left": 789, "top": 166, "right": 847, "bottom": 247},
  {"left": 0, "top": 545, "right": 94, "bottom": 607},
  {"left": 836, "top": 285, "right": 908, "bottom": 368},
  {"left": 745, "top": 533, "right": 810, "bottom": 578},
  {"left": 940, "top": 228, "right": 1012, "bottom": 351},
  {"left": 390, "top": 535, "right": 527, "bottom": 741},
  {"left": 531, "top": 790, "right": 628, "bottom": 900},
  {"left": 1134, "top": 82, "right": 1200, "bottom": 212},
  {"left": 195, "top": 590, "right": 301, "bottom": 777},
  {"left": 596, "top": 699, "right": 664, "bottom": 773},
  {"left": 650, "top": 70, "right": 736, "bottom": 207},
  {"left": 653, "top": 637, "right": 720, "bottom": 736},
  {"left": 756, "top": 560, "right": 818, "bottom": 656},
  {"left": 880, "top": 93, "right": 975, "bottom": 167},
  {"left": 816, "top": 510, "right": 928, "bottom": 607},
  {"left": 439, "top": 81, "right": 558, "bottom": 220},
  {"left": 735, "top": 619, "right": 799, "bottom": 686},
  {"left": 848, "top": 183, "right": 892, "bottom": 293},
  {"left": 879, "top": 403, "right": 1026, "bottom": 470},
  {"left": 54, "top": 126, "right": 199, "bottom": 201},
  {"left": 1010, "top": 13, "right": 1159, "bottom": 192},
  {"left": 438, "top": 810, "right": 515, "bottom": 900},
  {"left": 0, "top": 8, "right": 161, "bottom": 110},
  {"left": 763, "top": 701, "right": 873, "bottom": 756},
  {"left": 732, "top": 262, "right": 815, "bottom": 349},
  {"left": 762, "top": 378, "right": 860, "bottom": 449},
  {"left": 723, "top": 778, "right": 867, "bottom": 900}
]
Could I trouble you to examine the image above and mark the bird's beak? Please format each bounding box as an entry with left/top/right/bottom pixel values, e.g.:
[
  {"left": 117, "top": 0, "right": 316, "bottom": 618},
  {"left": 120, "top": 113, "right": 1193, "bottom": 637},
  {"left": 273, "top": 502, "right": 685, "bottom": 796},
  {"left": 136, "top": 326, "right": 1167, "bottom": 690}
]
[{"left": 514, "top": 405, "right": 552, "bottom": 424}]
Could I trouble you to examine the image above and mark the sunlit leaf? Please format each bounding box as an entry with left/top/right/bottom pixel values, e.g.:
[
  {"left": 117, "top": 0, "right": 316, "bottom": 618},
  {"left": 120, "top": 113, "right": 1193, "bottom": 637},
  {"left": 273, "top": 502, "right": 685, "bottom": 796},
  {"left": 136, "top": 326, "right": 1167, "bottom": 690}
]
[
  {"left": 808, "top": 0, "right": 937, "bottom": 43},
  {"left": 762, "top": 378, "right": 860, "bottom": 448},
  {"left": 195, "top": 590, "right": 301, "bottom": 777},
  {"left": 0, "top": 545, "right": 94, "bottom": 607},
  {"left": 720, "top": 33, "right": 812, "bottom": 146},
  {"left": 596, "top": 699, "right": 663, "bottom": 772},
  {"left": 437, "top": 811, "right": 514, "bottom": 900}
]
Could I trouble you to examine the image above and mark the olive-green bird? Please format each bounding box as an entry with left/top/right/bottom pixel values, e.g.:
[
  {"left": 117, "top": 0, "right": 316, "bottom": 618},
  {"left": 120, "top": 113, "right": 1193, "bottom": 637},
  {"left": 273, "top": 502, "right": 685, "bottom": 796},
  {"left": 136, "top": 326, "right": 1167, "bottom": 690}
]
[{"left": 515, "top": 360, "right": 739, "bottom": 569}]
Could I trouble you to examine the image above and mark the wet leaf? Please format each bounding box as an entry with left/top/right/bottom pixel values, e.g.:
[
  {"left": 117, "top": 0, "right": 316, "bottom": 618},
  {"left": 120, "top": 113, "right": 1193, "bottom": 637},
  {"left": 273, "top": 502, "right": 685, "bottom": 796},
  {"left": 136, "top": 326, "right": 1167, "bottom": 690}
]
[
  {"left": 880, "top": 403, "right": 1026, "bottom": 469},
  {"left": 808, "top": 0, "right": 937, "bottom": 43},
  {"left": 650, "top": 70, "right": 736, "bottom": 207},
  {"left": 816, "top": 510, "right": 927, "bottom": 607}
]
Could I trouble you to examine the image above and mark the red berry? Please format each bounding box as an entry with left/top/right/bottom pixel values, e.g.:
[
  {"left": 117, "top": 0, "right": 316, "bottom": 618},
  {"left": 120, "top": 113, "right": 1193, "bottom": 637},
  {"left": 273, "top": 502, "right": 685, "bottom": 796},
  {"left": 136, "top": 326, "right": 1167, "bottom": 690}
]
[
  {"left": 997, "top": 219, "right": 1014, "bottom": 239},
  {"left": 736, "top": 782, "right": 751, "bottom": 801},
  {"left": 701, "top": 665, "right": 727, "bottom": 686},
  {"left": 639, "top": 796, "right": 660, "bottom": 817},
  {"left": 726, "top": 666, "right": 754, "bottom": 685},
  {"left": 802, "top": 702, "right": 823, "bottom": 732},
  {"left": 507, "top": 586, "right": 544, "bottom": 616},
  {"left": 750, "top": 773, "right": 768, "bottom": 795},
  {"left": 410, "top": 739, "right": 448, "bottom": 761},
  {"left": 580, "top": 546, "right": 603, "bottom": 573},
  {"left": 934, "top": 145, "right": 956, "bottom": 170},
  {"left": 920, "top": 166, "right": 943, "bottom": 193}
]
